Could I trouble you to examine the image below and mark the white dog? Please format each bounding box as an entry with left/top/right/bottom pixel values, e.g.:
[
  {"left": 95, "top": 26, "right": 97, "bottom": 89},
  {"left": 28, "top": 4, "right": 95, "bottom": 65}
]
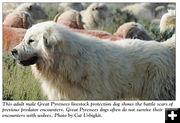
[{"left": 12, "top": 21, "right": 175, "bottom": 100}]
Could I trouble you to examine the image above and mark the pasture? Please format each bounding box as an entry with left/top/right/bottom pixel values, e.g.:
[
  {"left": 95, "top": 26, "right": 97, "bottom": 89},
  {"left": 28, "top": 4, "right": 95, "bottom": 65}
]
[{"left": 2, "top": 3, "right": 175, "bottom": 100}]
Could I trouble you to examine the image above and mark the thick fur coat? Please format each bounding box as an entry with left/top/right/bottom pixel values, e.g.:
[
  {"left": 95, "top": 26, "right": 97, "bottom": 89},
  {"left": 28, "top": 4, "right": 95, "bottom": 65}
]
[{"left": 12, "top": 21, "right": 175, "bottom": 100}]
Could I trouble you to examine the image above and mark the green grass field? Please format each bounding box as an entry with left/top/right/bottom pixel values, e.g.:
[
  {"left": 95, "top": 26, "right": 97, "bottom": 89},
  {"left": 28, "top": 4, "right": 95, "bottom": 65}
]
[
  {"left": 3, "top": 52, "right": 46, "bottom": 100},
  {"left": 2, "top": 3, "right": 175, "bottom": 100}
]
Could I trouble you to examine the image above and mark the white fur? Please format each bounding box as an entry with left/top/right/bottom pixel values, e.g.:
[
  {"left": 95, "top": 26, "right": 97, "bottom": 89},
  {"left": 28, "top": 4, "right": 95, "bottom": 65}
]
[
  {"left": 13, "top": 21, "right": 175, "bottom": 100},
  {"left": 3, "top": 3, "right": 48, "bottom": 20},
  {"left": 16, "top": 3, "right": 48, "bottom": 20},
  {"left": 80, "top": 3, "right": 112, "bottom": 29},
  {"left": 122, "top": 3, "right": 155, "bottom": 20},
  {"left": 160, "top": 10, "right": 176, "bottom": 33}
]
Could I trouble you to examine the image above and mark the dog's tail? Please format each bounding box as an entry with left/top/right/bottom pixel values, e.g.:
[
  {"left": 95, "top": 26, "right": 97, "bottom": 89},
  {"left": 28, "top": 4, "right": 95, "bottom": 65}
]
[{"left": 162, "top": 34, "right": 176, "bottom": 53}]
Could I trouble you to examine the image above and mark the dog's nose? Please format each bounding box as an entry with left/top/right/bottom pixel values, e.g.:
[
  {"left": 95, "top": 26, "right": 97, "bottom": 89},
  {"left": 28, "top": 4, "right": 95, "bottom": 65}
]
[{"left": 11, "top": 49, "right": 18, "bottom": 57}]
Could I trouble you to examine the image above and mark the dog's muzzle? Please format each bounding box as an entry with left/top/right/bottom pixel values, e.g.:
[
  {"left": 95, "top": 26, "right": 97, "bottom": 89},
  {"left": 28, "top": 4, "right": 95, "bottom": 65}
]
[
  {"left": 11, "top": 49, "right": 18, "bottom": 59},
  {"left": 11, "top": 48, "right": 38, "bottom": 66}
]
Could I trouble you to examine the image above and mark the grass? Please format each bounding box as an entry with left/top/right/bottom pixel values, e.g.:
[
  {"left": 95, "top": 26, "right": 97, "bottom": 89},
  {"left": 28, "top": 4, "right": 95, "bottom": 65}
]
[
  {"left": 2, "top": 3, "right": 175, "bottom": 100},
  {"left": 3, "top": 51, "right": 46, "bottom": 100}
]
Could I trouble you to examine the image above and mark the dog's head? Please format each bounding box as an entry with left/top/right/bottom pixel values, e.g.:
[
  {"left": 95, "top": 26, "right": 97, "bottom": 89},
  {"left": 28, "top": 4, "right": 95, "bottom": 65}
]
[{"left": 11, "top": 21, "right": 61, "bottom": 66}]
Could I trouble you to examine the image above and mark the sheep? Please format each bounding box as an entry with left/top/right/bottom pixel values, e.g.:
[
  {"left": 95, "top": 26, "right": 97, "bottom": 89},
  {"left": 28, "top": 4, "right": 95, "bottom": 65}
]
[
  {"left": 54, "top": 10, "right": 84, "bottom": 29},
  {"left": 160, "top": 10, "right": 176, "bottom": 33},
  {"left": 3, "top": 26, "right": 26, "bottom": 51},
  {"left": 3, "top": 3, "right": 48, "bottom": 20},
  {"left": 121, "top": 3, "right": 157, "bottom": 20},
  {"left": 114, "top": 22, "right": 152, "bottom": 40},
  {"left": 53, "top": 10, "right": 117, "bottom": 39},
  {"left": 54, "top": 15, "right": 121, "bottom": 40},
  {"left": 3, "top": 11, "right": 34, "bottom": 29},
  {"left": 16, "top": 3, "right": 48, "bottom": 20},
  {"left": 80, "top": 3, "right": 112, "bottom": 29},
  {"left": 53, "top": 10, "right": 123, "bottom": 40},
  {"left": 54, "top": 11, "right": 151, "bottom": 41},
  {"left": 59, "top": 3, "right": 84, "bottom": 11},
  {"left": 154, "top": 4, "right": 175, "bottom": 19}
]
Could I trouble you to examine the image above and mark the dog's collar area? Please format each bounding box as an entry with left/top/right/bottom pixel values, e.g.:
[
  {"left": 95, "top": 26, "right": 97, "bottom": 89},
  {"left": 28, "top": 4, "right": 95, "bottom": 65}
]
[{"left": 19, "top": 56, "right": 38, "bottom": 66}]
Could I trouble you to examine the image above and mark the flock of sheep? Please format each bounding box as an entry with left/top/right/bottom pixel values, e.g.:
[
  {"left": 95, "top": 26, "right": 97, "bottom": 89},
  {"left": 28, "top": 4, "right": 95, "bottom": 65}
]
[{"left": 3, "top": 2, "right": 175, "bottom": 51}]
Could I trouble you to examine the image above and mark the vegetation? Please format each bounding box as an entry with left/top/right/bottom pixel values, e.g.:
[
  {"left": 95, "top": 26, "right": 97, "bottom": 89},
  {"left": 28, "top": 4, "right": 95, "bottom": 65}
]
[{"left": 3, "top": 51, "right": 46, "bottom": 100}]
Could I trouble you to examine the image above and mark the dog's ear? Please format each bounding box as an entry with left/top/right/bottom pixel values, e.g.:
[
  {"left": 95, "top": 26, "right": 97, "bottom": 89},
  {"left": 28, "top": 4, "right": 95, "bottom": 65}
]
[{"left": 43, "top": 33, "right": 51, "bottom": 48}]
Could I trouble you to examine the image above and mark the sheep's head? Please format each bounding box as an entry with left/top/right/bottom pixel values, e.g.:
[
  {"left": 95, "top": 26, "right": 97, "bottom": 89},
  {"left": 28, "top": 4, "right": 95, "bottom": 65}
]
[
  {"left": 85, "top": 3, "right": 112, "bottom": 28},
  {"left": 89, "top": 3, "right": 112, "bottom": 19},
  {"left": 16, "top": 3, "right": 48, "bottom": 20}
]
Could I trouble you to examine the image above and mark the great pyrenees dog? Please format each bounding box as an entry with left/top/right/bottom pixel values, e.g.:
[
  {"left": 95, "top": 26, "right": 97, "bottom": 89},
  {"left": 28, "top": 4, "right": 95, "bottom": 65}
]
[{"left": 12, "top": 21, "right": 175, "bottom": 100}]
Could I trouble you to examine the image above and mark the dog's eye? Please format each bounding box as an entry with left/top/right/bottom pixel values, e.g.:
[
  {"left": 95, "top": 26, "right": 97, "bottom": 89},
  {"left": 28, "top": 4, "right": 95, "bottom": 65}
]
[{"left": 28, "top": 39, "right": 34, "bottom": 44}]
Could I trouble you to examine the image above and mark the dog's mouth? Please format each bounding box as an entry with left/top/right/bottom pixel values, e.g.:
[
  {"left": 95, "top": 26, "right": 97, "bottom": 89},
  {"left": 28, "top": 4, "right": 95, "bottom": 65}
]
[{"left": 19, "top": 56, "right": 38, "bottom": 66}]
